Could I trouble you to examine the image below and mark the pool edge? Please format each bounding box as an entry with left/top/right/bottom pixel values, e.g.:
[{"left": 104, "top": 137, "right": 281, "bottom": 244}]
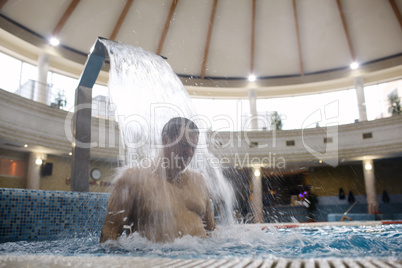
[{"left": 0, "top": 254, "right": 401, "bottom": 268}]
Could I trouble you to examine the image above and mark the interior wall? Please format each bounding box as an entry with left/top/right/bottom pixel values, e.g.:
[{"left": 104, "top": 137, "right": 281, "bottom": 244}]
[
  {"left": 39, "top": 155, "right": 118, "bottom": 192},
  {"left": 374, "top": 157, "right": 402, "bottom": 195},
  {"left": 307, "top": 157, "right": 402, "bottom": 197},
  {"left": 38, "top": 154, "right": 71, "bottom": 191},
  {"left": 0, "top": 149, "right": 28, "bottom": 189},
  {"left": 0, "top": 149, "right": 118, "bottom": 192},
  {"left": 40, "top": 155, "right": 116, "bottom": 192},
  {"left": 2, "top": 145, "right": 402, "bottom": 197},
  {"left": 307, "top": 164, "right": 366, "bottom": 197}
]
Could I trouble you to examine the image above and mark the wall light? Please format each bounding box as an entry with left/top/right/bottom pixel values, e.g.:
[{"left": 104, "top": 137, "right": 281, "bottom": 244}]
[
  {"left": 49, "top": 36, "right": 60, "bottom": 47},
  {"left": 350, "top": 61, "right": 359, "bottom": 70},
  {"left": 24, "top": 144, "right": 28, "bottom": 148},
  {"left": 365, "top": 163, "right": 373, "bottom": 171},
  {"left": 35, "top": 158, "right": 43, "bottom": 166},
  {"left": 254, "top": 169, "right": 261, "bottom": 177},
  {"left": 248, "top": 74, "right": 256, "bottom": 82}
]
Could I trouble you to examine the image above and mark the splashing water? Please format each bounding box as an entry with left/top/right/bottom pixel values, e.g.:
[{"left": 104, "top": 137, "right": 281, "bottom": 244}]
[
  {"left": 1, "top": 225, "right": 401, "bottom": 259},
  {"left": 100, "top": 40, "right": 235, "bottom": 224}
]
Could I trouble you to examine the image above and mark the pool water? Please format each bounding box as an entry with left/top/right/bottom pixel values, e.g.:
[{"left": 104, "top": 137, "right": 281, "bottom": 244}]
[{"left": 0, "top": 224, "right": 401, "bottom": 260}]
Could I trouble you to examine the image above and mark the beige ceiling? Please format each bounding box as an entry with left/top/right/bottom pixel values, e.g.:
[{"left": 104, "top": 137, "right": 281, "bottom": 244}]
[{"left": 1, "top": 0, "right": 402, "bottom": 98}]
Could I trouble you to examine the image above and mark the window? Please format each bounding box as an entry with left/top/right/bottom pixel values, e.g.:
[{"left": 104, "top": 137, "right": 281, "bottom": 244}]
[
  {"left": 362, "top": 132, "right": 373, "bottom": 139},
  {"left": 48, "top": 72, "right": 79, "bottom": 111},
  {"left": 20, "top": 62, "right": 38, "bottom": 86},
  {"left": 286, "top": 140, "right": 295, "bottom": 146},
  {"left": 0, "top": 157, "right": 25, "bottom": 178},
  {"left": 191, "top": 98, "right": 249, "bottom": 131},
  {"left": 249, "top": 141, "right": 259, "bottom": 148},
  {"left": 17, "top": 62, "right": 38, "bottom": 99},
  {"left": 0, "top": 52, "right": 22, "bottom": 92},
  {"left": 257, "top": 89, "right": 359, "bottom": 130}
]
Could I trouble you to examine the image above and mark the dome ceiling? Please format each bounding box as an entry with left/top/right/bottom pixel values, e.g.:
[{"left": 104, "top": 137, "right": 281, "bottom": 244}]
[{"left": 1, "top": 0, "right": 402, "bottom": 97}]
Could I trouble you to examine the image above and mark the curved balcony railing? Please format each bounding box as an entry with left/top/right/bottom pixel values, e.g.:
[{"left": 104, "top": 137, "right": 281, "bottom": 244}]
[
  {"left": 0, "top": 88, "right": 119, "bottom": 159},
  {"left": 209, "top": 115, "right": 402, "bottom": 167},
  {"left": 1, "top": 88, "right": 401, "bottom": 165}
]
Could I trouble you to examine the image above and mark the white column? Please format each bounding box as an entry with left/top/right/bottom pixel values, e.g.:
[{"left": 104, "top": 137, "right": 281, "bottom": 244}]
[
  {"left": 363, "top": 159, "right": 378, "bottom": 214},
  {"left": 26, "top": 152, "right": 41, "bottom": 190},
  {"left": 251, "top": 167, "right": 263, "bottom": 223},
  {"left": 35, "top": 53, "right": 50, "bottom": 105},
  {"left": 354, "top": 77, "right": 367, "bottom": 122},
  {"left": 248, "top": 89, "right": 258, "bottom": 130}
]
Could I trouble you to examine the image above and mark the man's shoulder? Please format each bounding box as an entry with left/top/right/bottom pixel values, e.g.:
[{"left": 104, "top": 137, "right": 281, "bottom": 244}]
[
  {"left": 123, "top": 165, "right": 154, "bottom": 174},
  {"left": 115, "top": 167, "right": 145, "bottom": 185},
  {"left": 183, "top": 169, "right": 207, "bottom": 186},
  {"left": 184, "top": 168, "right": 203, "bottom": 178},
  {"left": 123, "top": 166, "right": 142, "bottom": 175}
]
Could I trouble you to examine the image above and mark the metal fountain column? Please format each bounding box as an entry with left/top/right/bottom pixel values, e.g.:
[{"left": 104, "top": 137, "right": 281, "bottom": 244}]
[{"left": 70, "top": 37, "right": 107, "bottom": 192}]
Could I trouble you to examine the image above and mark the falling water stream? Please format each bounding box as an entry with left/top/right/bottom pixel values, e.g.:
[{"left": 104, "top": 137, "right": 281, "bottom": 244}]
[{"left": 101, "top": 40, "right": 235, "bottom": 224}]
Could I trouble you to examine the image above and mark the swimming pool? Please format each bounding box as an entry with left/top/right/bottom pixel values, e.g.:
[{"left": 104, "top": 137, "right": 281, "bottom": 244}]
[
  {"left": 0, "top": 188, "right": 401, "bottom": 267},
  {"left": 1, "top": 224, "right": 401, "bottom": 260}
]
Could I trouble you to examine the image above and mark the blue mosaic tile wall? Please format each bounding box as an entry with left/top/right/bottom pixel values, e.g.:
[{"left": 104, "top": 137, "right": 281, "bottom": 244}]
[
  {"left": 1, "top": 188, "right": 401, "bottom": 243},
  {"left": 0, "top": 188, "right": 111, "bottom": 242}
]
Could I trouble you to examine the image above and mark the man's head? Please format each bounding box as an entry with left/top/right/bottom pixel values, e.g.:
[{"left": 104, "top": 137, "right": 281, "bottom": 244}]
[{"left": 162, "top": 117, "right": 199, "bottom": 171}]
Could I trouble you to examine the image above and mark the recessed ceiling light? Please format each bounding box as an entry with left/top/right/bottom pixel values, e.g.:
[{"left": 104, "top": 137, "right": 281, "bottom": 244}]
[
  {"left": 248, "top": 74, "right": 256, "bottom": 82},
  {"left": 350, "top": 62, "right": 359, "bottom": 70},
  {"left": 49, "top": 36, "right": 60, "bottom": 47},
  {"left": 365, "top": 163, "right": 372, "bottom": 171}
]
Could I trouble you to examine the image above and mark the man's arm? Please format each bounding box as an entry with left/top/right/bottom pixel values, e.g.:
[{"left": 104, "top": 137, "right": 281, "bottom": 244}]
[
  {"left": 198, "top": 174, "right": 215, "bottom": 232},
  {"left": 100, "top": 173, "right": 134, "bottom": 243},
  {"left": 204, "top": 197, "right": 216, "bottom": 232}
]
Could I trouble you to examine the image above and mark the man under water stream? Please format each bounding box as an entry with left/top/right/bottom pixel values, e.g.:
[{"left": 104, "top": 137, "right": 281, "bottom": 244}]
[{"left": 100, "top": 117, "right": 216, "bottom": 243}]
